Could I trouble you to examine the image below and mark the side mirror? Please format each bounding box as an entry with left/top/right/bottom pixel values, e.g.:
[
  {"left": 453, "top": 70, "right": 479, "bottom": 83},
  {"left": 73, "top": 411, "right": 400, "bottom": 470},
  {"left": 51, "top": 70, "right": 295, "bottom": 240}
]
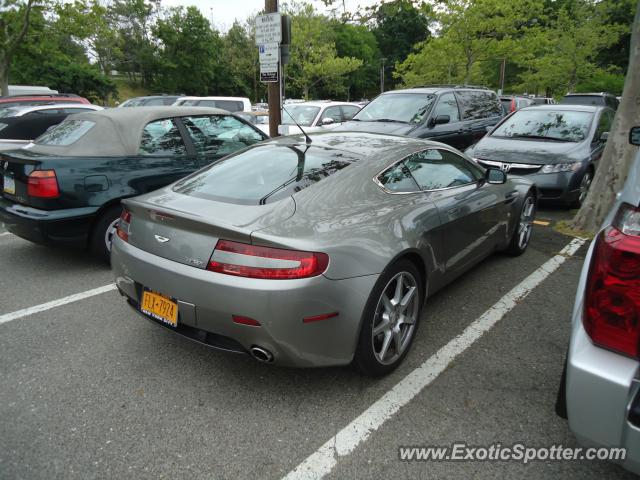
[
  {"left": 600, "top": 131, "right": 609, "bottom": 142},
  {"left": 630, "top": 126, "right": 640, "bottom": 146},
  {"left": 486, "top": 168, "right": 507, "bottom": 184},
  {"left": 432, "top": 114, "right": 450, "bottom": 126},
  {"left": 321, "top": 117, "right": 335, "bottom": 126}
]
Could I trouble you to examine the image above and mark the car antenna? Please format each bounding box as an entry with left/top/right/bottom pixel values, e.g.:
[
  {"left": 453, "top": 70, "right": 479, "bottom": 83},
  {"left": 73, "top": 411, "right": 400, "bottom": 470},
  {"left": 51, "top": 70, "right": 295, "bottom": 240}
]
[{"left": 282, "top": 104, "right": 312, "bottom": 145}]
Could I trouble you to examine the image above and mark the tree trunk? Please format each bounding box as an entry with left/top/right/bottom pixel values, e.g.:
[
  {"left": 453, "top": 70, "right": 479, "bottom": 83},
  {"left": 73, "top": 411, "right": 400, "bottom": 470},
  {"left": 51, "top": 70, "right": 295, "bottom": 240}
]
[
  {"left": 572, "top": 2, "right": 640, "bottom": 233},
  {"left": 0, "top": 56, "right": 9, "bottom": 96}
]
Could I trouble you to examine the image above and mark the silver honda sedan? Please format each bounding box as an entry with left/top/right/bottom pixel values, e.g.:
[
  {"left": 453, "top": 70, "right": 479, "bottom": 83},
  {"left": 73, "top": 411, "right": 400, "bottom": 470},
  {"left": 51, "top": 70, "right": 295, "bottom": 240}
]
[{"left": 111, "top": 132, "right": 536, "bottom": 375}]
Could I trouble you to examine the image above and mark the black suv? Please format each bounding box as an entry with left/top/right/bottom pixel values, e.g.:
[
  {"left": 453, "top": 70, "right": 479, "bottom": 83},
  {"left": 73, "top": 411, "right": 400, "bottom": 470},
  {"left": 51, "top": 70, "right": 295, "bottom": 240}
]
[
  {"left": 560, "top": 92, "right": 619, "bottom": 110},
  {"left": 335, "top": 85, "right": 503, "bottom": 150}
]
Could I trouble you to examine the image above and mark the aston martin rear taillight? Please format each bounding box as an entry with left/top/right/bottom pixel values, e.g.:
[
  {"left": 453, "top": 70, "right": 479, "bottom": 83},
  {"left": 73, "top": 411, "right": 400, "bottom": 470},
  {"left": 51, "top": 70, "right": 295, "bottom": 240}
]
[
  {"left": 207, "top": 240, "right": 329, "bottom": 279},
  {"left": 116, "top": 208, "right": 131, "bottom": 243}
]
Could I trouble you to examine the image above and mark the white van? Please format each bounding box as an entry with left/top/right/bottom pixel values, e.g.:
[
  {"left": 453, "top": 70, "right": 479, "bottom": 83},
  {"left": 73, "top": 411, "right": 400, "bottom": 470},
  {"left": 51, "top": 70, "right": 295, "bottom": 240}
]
[
  {"left": 6, "top": 85, "right": 59, "bottom": 96},
  {"left": 172, "top": 96, "right": 252, "bottom": 112}
]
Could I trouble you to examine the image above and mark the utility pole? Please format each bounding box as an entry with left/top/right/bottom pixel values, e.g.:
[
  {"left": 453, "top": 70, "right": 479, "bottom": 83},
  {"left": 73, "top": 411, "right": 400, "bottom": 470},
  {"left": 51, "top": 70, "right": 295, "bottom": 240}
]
[
  {"left": 499, "top": 57, "right": 506, "bottom": 95},
  {"left": 380, "top": 58, "right": 387, "bottom": 93},
  {"left": 265, "top": 0, "right": 281, "bottom": 137}
]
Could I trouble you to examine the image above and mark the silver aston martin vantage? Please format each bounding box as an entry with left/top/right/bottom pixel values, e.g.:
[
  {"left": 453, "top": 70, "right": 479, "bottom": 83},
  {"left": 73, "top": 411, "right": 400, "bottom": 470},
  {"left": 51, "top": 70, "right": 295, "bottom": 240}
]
[{"left": 111, "top": 131, "right": 536, "bottom": 375}]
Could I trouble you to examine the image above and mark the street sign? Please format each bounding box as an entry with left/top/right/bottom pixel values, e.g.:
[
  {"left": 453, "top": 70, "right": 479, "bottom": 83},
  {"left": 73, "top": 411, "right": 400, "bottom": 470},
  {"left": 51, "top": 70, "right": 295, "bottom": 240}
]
[
  {"left": 258, "top": 43, "right": 279, "bottom": 64},
  {"left": 255, "top": 13, "right": 281, "bottom": 45},
  {"left": 260, "top": 62, "right": 279, "bottom": 83}
]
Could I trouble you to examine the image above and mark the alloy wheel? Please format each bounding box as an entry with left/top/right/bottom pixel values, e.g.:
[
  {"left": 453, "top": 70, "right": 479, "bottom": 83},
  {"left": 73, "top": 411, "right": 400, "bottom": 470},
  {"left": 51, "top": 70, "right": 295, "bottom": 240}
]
[
  {"left": 517, "top": 196, "right": 535, "bottom": 250},
  {"left": 371, "top": 271, "right": 420, "bottom": 365},
  {"left": 578, "top": 171, "right": 593, "bottom": 205},
  {"left": 104, "top": 218, "right": 120, "bottom": 252}
]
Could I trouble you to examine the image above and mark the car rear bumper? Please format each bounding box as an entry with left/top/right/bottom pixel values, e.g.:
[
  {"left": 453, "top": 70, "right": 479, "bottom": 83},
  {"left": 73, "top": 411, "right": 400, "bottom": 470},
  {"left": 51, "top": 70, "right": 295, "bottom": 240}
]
[
  {"left": 566, "top": 241, "right": 640, "bottom": 474},
  {"left": 111, "top": 236, "right": 378, "bottom": 367},
  {"left": 0, "top": 197, "right": 98, "bottom": 247}
]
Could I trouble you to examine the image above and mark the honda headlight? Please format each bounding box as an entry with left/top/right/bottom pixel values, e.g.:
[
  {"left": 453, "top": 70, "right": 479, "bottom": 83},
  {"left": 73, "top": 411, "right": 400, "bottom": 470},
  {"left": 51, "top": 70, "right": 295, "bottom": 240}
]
[{"left": 540, "top": 162, "right": 581, "bottom": 174}]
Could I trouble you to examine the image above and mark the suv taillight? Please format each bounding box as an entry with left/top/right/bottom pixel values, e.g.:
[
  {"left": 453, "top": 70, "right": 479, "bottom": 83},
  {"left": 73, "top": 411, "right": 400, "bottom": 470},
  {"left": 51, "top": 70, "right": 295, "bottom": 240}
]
[
  {"left": 583, "top": 203, "right": 640, "bottom": 359},
  {"left": 27, "top": 170, "right": 59, "bottom": 198},
  {"left": 207, "top": 240, "right": 329, "bottom": 279},
  {"left": 116, "top": 209, "right": 131, "bottom": 243}
]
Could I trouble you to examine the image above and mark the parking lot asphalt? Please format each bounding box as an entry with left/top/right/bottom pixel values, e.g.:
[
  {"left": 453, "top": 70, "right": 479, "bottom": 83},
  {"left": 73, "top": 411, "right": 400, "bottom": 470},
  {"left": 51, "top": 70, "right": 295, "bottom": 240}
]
[{"left": 0, "top": 209, "right": 635, "bottom": 480}]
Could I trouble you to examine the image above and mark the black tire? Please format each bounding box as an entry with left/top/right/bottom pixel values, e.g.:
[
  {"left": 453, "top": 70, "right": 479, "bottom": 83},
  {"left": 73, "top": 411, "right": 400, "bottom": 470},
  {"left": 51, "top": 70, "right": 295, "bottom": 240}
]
[
  {"left": 354, "top": 259, "right": 423, "bottom": 377},
  {"left": 506, "top": 192, "right": 536, "bottom": 256},
  {"left": 89, "top": 204, "right": 123, "bottom": 262},
  {"left": 555, "top": 355, "right": 568, "bottom": 419},
  {"left": 569, "top": 168, "right": 593, "bottom": 209}
]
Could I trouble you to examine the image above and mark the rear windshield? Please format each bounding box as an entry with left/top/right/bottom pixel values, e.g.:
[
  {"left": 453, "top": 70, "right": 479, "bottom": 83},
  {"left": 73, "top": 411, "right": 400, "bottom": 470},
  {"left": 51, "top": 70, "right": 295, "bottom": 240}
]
[
  {"left": 560, "top": 95, "right": 604, "bottom": 106},
  {"left": 491, "top": 109, "right": 593, "bottom": 142},
  {"left": 173, "top": 144, "right": 358, "bottom": 205},
  {"left": 34, "top": 119, "right": 95, "bottom": 146}
]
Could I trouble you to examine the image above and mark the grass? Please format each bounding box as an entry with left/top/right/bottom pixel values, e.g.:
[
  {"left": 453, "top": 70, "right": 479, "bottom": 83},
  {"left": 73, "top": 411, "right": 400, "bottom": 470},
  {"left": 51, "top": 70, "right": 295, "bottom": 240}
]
[
  {"left": 111, "top": 79, "right": 151, "bottom": 106},
  {"left": 554, "top": 220, "right": 595, "bottom": 240}
]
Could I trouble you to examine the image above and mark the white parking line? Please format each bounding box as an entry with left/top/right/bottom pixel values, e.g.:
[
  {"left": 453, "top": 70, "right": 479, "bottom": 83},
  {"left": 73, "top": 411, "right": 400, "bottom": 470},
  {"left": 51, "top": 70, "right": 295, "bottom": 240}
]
[
  {"left": 282, "top": 237, "right": 586, "bottom": 480},
  {"left": 0, "top": 284, "right": 117, "bottom": 325}
]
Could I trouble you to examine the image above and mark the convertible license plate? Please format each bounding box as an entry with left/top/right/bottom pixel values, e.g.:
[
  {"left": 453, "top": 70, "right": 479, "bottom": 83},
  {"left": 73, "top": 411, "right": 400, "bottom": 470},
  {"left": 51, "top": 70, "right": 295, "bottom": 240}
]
[
  {"left": 141, "top": 290, "right": 178, "bottom": 327},
  {"left": 3, "top": 175, "right": 15, "bottom": 195}
]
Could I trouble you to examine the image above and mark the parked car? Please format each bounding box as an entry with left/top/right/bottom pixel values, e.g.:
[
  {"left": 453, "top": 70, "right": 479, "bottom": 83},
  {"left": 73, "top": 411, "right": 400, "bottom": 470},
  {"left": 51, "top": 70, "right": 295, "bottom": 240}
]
[
  {"left": 466, "top": 104, "right": 614, "bottom": 207},
  {"left": 110, "top": 131, "right": 536, "bottom": 374},
  {"left": 560, "top": 92, "right": 619, "bottom": 110},
  {"left": 0, "top": 103, "right": 102, "bottom": 118},
  {"left": 335, "top": 86, "right": 503, "bottom": 151},
  {"left": 236, "top": 111, "right": 270, "bottom": 135},
  {"left": 0, "top": 104, "right": 103, "bottom": 152},
  {"left": 279, "top": 101, "right": 361, "bottom": 135},
  {"left": 0, "top": 94, "right": 91, "bottom": 109},
  {"left": 500, "top": 95, "right": 534, "bottom": 113},
  {"left": 173, "top": 96, "right": 251, "bottom": 112},
  {"left": 0, "top": 107, "right": 267, "bottom": 260},
  {"left": 118, "top": 95, "right": 182, "bottom": 107},
  {"left": 531, "top": 96, "right": 556, "bottom": 105},
  {"left": 555, "top": 126, "right": 640, "bottom": 475}
]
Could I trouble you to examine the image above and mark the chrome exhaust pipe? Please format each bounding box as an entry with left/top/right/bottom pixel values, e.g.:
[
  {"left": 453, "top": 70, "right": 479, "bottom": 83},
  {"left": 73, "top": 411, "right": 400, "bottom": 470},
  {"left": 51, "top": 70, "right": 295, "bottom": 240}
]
[{"left": 250, "top": 346, "right": 274, "bottom": 363}]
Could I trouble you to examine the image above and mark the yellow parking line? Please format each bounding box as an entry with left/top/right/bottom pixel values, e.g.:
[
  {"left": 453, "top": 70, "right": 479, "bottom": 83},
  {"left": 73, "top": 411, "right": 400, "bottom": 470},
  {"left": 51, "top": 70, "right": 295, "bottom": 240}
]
[{"left": 533, "top": 220, "right": 551, "bottom": 226}]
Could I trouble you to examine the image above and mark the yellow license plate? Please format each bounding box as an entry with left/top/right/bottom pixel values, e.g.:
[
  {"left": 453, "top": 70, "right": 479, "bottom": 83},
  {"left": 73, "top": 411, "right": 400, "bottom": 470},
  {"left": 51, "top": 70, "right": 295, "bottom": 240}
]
[
  {"left": 141, "top": 290, "right": 178, "bottom": 326},
  {"left": 3, "top": 175, "right": 15, "bottom": 195}
]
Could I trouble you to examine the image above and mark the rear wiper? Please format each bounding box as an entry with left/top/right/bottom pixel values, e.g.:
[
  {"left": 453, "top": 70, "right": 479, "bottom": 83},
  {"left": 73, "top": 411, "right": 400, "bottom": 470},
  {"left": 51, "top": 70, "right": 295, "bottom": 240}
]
[{"left": 509, "top": 134, "right": 569, "bottom": 142}]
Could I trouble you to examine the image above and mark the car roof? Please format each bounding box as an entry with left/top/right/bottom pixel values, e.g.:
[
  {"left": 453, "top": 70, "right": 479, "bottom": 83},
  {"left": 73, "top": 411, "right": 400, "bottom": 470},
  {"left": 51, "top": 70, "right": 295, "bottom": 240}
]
[
  {"left": 3, "top": 103, "right": 102, "bottom": 115},
  {"left": 176, "top": 96, "right": 250, "bottom": 102},
  {"left": 519, "top": 104, "right": 602, "bottom": 113},
  {"left": 27, "top": 106, "right": 228, "bottom": 157},
  {"left": 564, "top": 92, "right": 615, "bottom": 97},
  {"left": 380, "top": 86, "right": 494, "bottom": 95},
  {"left": 287, "top": 101, "right": 360, "bottom": 108}
]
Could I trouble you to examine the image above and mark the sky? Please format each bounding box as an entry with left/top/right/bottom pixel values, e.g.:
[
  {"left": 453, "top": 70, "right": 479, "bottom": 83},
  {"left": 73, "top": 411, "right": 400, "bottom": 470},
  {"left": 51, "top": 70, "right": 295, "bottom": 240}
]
[{"left": 162, "top": 0, "right": 382, "bottom": 32}]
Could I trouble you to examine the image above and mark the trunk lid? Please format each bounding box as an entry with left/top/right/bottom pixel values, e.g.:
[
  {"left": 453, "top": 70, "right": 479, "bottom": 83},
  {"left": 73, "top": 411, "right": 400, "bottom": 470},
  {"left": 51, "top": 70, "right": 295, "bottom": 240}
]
[
  {"left": 124, "top": 190, "right": 296, "bottom": 268},
  {"left": 0, "top": 150, "right": 43, "bottom": 206}
]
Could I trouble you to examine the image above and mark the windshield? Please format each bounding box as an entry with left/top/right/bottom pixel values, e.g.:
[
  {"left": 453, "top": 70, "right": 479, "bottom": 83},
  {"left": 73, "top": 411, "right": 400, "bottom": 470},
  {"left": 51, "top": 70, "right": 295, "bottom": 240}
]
[
  {"left": 173, "top": 144, "right": 358, "bottom": 205},
  {"left": 353, "top": 93, "right": 435, "bottom": 124},
  {"left": 491, "top": 109, "right": 593, "bottom": 142},
  {"left": 282, "top": 106, "right": 320, "bottom": 126}
]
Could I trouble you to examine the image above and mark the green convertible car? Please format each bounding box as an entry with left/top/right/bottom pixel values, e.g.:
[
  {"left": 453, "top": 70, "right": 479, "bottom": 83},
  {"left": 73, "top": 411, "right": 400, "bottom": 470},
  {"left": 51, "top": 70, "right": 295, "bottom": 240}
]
[{"left": 0, "top": 106, "right": 267, "bottom": 260}]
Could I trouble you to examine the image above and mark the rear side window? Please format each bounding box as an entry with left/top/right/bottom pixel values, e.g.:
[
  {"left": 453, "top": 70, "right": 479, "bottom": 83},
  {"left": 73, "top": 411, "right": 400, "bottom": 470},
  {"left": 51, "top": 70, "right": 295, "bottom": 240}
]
[
  {"left": 377, "top": 162, "right": 420, "bottom": 193},
  {"left": 139, "top": 119, "right": 187, "bottom": 156},
  {"left": 213, "top": 100, "right": 244, "bottom": 112},
  {"left": 145, "top": 98, "right": 166, "bottom": 106},
  {"left": 456, "top": 91, "right": 502, "bottom": 119},
  {"left": 173, "top": 145, "right": 358, "bottom": 205},
  {"left": 404, "top": 149, "right": 482, "bottom": 190},
  {"left": 35, "top": 119, "right": 95, "bottom": 146}
]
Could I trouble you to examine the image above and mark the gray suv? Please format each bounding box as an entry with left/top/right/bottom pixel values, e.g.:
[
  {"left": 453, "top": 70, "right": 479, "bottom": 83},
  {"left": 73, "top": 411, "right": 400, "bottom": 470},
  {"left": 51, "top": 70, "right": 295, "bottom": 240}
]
[
  {"left": 556, "top": 126, "right": 640, "bottom": 475},
  {"left": 335, "top": 85, "right": 503, "bottom": 151}
]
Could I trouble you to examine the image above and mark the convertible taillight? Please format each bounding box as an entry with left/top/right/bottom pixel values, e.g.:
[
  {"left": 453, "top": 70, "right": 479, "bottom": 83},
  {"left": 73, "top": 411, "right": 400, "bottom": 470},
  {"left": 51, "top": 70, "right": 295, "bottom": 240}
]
[
  {"left": 28, "top": 170, "right": 59, "bottom": 198},
  {"left": 583, "top": 203, "right": 640, "bottom": 359},
  {"left": 116, "top": 208, "right": 131, "bottom": 243},
  {"left": 207, "top": 240, "right": 329, "bottom": 279}
]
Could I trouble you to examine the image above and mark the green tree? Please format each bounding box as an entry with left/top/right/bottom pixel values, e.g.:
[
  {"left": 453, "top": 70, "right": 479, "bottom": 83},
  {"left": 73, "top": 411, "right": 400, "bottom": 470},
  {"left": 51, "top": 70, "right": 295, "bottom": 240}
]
[
  {"left": 367, "top": 0, "right": 432, "bottom": 90},
  {"left": 219, "top": 20, "right": 265, "bottom": 101},
  {"left": 285, "top": 3, "right": 361, "bottom": 99},
  {"left": 330, "top": 21, "right": 380, "bottom": 100},
  {"left": 153, "top": 6, "right": 222, "bottom": 95},
  {"left": 0, "top": 0, "right": 43, "bottom": 95}
]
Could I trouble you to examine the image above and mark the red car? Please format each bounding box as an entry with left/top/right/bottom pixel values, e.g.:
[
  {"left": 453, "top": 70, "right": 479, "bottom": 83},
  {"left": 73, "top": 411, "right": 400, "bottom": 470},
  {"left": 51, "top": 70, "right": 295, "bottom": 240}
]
[{"left": 0, "top": 94, "right": 90, "bottom": 109}]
